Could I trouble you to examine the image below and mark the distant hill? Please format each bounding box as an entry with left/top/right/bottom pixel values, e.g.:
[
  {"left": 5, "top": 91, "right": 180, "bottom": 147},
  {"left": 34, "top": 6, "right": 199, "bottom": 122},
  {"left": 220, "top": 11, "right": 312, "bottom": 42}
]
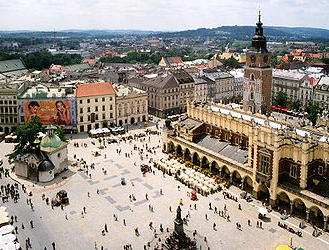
[
  {"left": 1, "top": 26, "right": 329, "bottom": 41},
  {"left": 158, "top": 26, "right": 329, "bottom": 41}
]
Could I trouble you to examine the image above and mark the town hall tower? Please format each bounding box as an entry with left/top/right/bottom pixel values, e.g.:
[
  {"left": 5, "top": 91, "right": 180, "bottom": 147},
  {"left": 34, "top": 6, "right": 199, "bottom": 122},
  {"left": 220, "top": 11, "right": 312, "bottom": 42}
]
[{"left": 243, "top": 12, "right": 272, "bottom": 114}]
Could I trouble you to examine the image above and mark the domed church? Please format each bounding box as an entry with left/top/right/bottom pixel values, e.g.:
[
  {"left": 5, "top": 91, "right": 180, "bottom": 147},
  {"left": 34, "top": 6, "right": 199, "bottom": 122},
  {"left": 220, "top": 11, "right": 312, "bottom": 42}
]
[{"left": 14, "top": 125, "right": 68, "bottom": 182}]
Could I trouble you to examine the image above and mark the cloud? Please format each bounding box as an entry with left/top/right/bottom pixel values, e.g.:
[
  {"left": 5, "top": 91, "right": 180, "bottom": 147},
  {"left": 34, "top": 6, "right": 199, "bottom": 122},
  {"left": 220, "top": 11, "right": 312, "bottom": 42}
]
[{"left": 0, "top": 0, "right": 328, "bottom": 30}]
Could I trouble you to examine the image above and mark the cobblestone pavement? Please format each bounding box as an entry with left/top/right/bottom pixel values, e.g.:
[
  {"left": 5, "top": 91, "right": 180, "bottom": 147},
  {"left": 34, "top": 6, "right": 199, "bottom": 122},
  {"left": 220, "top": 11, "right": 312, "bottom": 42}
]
[{"left": 1, "top": 123, "right": 329, "bottom": 249}]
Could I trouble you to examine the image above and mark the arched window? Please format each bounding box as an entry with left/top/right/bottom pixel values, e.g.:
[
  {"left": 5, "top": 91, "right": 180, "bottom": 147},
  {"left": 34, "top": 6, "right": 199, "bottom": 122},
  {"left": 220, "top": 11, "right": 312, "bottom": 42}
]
[{"left": 250, "top": 74, "right": 255, "bottom": 80}]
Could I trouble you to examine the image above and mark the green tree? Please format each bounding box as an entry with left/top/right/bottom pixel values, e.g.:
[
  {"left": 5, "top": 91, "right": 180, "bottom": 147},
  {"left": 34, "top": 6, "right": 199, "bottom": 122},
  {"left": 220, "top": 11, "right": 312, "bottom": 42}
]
[
  {"left": 7, "top": 116, "right": 46, "bottom": 162},
  {"left": 291, "top": 99, "right": 301, "bottom": 111},
  {"left": 274, "top": 91, "right": 288, "bottom": 107},
  {"left": 223, "top": 57, "right": 241, "bottom": 68},
  {"left": 305, "top": 102, "right": 324, "bottom": 125}
]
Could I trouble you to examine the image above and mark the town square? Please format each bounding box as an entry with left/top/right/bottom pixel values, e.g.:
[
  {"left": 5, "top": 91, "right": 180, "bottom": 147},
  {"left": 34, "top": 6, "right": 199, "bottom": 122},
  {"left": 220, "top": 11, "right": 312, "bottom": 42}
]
[{"left": 0, "top": 120, "right": 328, "bottom": 249}]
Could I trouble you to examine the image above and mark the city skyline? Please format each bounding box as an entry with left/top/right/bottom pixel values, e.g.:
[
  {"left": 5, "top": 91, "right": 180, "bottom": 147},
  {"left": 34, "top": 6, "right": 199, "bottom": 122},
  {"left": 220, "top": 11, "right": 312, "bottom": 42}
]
[{"left": 0, "top": 0, "right": 329, "bottom": 31}]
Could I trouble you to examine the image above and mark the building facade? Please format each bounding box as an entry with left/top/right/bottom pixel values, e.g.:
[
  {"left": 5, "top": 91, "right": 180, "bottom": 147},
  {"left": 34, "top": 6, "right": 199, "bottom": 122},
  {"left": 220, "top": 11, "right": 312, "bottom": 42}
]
[
  {"left": 114, "top": 84, "right": 148, "bottom": 127},
  {"left": 314, "top": 76, "right": 329, "bottom": 110},
  {"left": 203, "top": 69, "right": 235, "bottom": 104},
  {"left": 164, "top": 101, "right": 329, "bottom": 230},
  {"left": 272, "top": 69, "right": 308, "bottom": 104},
  {"left": 76, "top": 82, "right": 116, "bottom": 132},
  {"left": 0, "top": 85, "right": 18, "bottom": 134}
]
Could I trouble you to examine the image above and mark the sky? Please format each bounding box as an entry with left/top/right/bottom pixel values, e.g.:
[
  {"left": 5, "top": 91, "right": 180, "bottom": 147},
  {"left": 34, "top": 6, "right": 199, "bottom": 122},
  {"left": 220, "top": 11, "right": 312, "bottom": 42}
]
[{"left": 0, "top": 0, "right": 329, "bottom": 31}]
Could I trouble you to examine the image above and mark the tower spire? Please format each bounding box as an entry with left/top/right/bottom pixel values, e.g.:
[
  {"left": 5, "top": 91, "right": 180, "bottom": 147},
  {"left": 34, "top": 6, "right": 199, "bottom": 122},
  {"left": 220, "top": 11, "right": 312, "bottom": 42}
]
[{"left": 258, "top": 10, "right": 261, "bottom": 23}]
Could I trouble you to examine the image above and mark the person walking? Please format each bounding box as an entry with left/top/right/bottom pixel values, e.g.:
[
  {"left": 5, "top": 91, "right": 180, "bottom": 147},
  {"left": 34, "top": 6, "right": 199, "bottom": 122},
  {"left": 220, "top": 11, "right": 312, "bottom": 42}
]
[
  {"left": 30, "top": 220, "right": 34, "bottom": 228},
  {"left": 52, "top": 242, "right": 56, "bottom": 250},
  {"left": 104, "top": 224, "right": 108, "bottom": 233}
]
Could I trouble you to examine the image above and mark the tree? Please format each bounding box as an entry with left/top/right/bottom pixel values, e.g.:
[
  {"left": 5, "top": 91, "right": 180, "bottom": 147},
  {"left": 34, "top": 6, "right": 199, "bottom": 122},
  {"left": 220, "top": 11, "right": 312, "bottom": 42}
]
[
  {"left": 274, "top": 91, "right": 288, "bottom": 107},
  {"left": 305, "top": 102, "right": 324, "bottom": 126},
  {"left": 223, "top": 57, "right": 241, "bottom": 69},
  {"left": 291, "top": 99, "right": 301, "bottom": 111},
  {"left": 7, "top": 116, "right": 45, "bottom": 162}
]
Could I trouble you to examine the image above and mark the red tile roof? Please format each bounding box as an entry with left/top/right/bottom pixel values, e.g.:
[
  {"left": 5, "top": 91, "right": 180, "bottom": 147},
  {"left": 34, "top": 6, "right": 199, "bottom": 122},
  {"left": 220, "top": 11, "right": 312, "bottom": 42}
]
[{"left": 76, "top": 82, "right": 115, "bottom": 98}]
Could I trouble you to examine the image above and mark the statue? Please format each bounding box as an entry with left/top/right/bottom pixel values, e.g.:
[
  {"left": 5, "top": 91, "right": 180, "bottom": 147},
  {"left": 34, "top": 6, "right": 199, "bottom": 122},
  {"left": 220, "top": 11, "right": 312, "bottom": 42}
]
[{"left": 176, "top": 205, "right": 182, "bottom": 221}]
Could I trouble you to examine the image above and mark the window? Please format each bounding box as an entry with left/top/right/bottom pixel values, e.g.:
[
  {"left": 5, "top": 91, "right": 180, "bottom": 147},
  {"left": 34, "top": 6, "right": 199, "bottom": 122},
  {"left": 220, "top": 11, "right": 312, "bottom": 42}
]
[
  {"left": 251, "top": 92, "right": 254, "bottom": 100},
  {"left": 87, "top": 99, "right": 90, "bottom": 103},
  {"left": 95, "top": 114, "right": 98, "bottom": 120},
  {"left": 102, "top": 97, "right": 105, "bottom": 102},
  {"left": 110, "top": 105, "right": 113, "bottom": 110},
  {"left": 95, "top": 106, "right": 98, "bottom": 112},
  {"left": 80, "top": 100, "right": 83, "bottom": 104},
  {"left": 87, "top": 107, "right": 91, "bottom": 112},
  {"left": 102, "top": 113, "right": 105, "bottom": 119},
  {"left": 290, "top": 164, "right": 297, "bottom": 178},
  {"left": 250, "top": 74, "right": 255, "bottom": 80},
  {"left": 235, "top": 137, "right": 239, "bottom": 145},
  {"left": 88, "top": 115, "right": 91, "bottom": 121},
  {"left": 319, "top": 166, "right": 323, "bottom": 176},
  {"left": 109, "top": 97, "right": 113, "bottom": 101},
  {"left": 95, "top": 98, "right": 98, "bottom": 102},
  {"left": 110, "top": 113, "right": 113, "bottom": 118},
  {"left": 102, "top": 105, "right": 105, "bottom": 111},
  {"left": 260, "top": 155, "right": 270, "bottom": 174},
  {"left": 80, "top": 116, "right": 83, "bottom": 122},
  {"left": 80, "top": 108, "right": 83, "bottom": 113},
  {"left": 225, "top": 134, "right": 228, "bottom": 141}
]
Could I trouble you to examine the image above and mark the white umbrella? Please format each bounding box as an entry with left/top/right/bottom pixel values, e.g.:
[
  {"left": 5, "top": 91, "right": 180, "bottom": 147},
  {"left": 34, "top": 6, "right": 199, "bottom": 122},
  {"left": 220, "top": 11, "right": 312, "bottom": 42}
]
[
  {"left": 202, "top": 186, "right": 208, "bottom": 191},
  {"left": 0, "top": 234, "right": 16, "bottom": 244},
  {"left": 192, "top": 180, "right": 199, "bottom": 185},
  {"left": 204, "top": 177, "right": 210, "bottom": 181},
  {"left": 0, "top": 225, "right": 14, "bottom": 235},
  {"left": 197, "top": 183, "right": 203, "bottom": 188},
  {"left": 194, "top": 176, "right": 201, "bottom": 181},
  {"left": 2, "top": 242, "right": 20, "bottom": 250},
  {"left": 258, "top": 207, "right": 268, "bottom": 215},
  {"left": 200, "top": 174, "right": 206, "bottom": 178},
  {"left": 188, "top": 173, "right": 195, "bottom": 178},
  {"left": 204, "top": 180, "right": 210, "bottom": 185},
  {"left": 208, "top": 184, "right": 215, "bottom": 189},
  {"left": 188, "top": 178, "right": 194, "bottom": 183}
]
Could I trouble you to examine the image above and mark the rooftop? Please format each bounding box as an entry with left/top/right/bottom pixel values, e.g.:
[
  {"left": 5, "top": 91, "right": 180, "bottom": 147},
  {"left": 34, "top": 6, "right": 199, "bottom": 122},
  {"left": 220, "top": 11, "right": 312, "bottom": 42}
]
[
  {"left": 195, "top": 134, "right": 248, "bottom": 164},
  {"left": 273, "top": 69, "right": 306, "bottom": 81},
  {"left": 76, "top": 82, "right": 115, "bottom": 98}
]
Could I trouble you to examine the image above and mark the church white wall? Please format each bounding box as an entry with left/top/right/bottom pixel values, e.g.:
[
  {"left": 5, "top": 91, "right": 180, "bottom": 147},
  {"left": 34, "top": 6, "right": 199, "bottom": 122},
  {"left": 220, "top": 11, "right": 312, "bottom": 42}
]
[
  {"left": 39, "top": 171, "right": 54, "bottom": 182},
  {"left": 14, "top": 161, "right": 28, "bottom": 178}
]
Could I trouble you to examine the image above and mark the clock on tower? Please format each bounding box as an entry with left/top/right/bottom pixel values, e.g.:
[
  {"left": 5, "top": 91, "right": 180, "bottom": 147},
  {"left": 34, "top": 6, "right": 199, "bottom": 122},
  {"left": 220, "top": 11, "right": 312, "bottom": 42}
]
[{"left": 243, "top": 11, "right": 272, "bottom": 115}]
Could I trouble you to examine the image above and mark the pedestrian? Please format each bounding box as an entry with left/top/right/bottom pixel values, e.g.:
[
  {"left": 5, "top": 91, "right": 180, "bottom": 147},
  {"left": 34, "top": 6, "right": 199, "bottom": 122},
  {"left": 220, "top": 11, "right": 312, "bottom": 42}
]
[
  {"left": 205, "top": 214, "right": 208, "bottom": 220},
  {"left": 160, "top": 189, "right": 163, "bottom": 195},
  {"left": 169, "top": 206, "right": 172, "bottom": 212},
  {"left": 52, "top": 242, "right": 56, "bottom": 250},
  {"left": 145, "top": 193, "right": 148, "bottom": 200},
  {"left": 65, "top": 214, "right": 68, "bottom": 220},
  {"left": 83, "top": 206, "right": 86, "bottom": 213},
  {"left": 238, "top": 204, "right": 241, "bottom": 210},
  {"left": 209, "top": 202, "right": 212, "bottom": 210},
  {"left": 94, "top": 241, "right": 97, "bottom": 250},
  {"left": 81, "top": 211, "right": 84, "bottom": 218},
  {"left": 30, "top": 220, "right": 34, "bottom": 228},
  {"left": 177, "top": 185, "right": 180, "bottom": 191},
  {"left": 105, "top": 224, "right": 108, "bottom": 232},
  {"left": 123, "top": 219, "right": 126, "bottom": 226},
  {"left": 213, "top": 223, "right": 216, "bottom": 230},
  {"left": 214, "top": 207, "right": 217, "bottom": 213},
  {"left": 260, "top": 221, "right": 263, "bottom": 228},
  {"left": 194, "top": 204, "right": 197, "bottom": 210},
  {"left": 248, "top": 219, "right": 251, "bottom": 226},
  {"left": 256, "top": 221, "right": 259, "bottom": 228},
  {"left": 21, "top": 223, "right": 24, "bottom": 230},
  {"left": 14, "top": 226, "right": 18, "bottom": 234},
  {"left": 14, "top": 215, "right": 17, "bottom": 222},
  {"left": 87, "top": 192, "right": 90, "bottom": 197}
]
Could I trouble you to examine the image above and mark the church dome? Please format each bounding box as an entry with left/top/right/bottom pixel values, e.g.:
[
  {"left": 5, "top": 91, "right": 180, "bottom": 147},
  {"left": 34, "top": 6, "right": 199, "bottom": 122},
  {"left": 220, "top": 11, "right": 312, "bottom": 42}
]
[
  {"left": 40, "top": 134, "right": 62, "bottom": 148},
  {"left": 38, "top": 160, "right": 55, "bottom": 171}
]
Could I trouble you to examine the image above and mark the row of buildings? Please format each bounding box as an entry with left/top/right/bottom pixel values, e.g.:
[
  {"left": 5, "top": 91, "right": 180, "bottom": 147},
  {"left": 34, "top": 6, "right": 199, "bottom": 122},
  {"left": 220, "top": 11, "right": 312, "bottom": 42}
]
[{"left": 0, "top": 79, "right": 148, "bottom": 134}]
